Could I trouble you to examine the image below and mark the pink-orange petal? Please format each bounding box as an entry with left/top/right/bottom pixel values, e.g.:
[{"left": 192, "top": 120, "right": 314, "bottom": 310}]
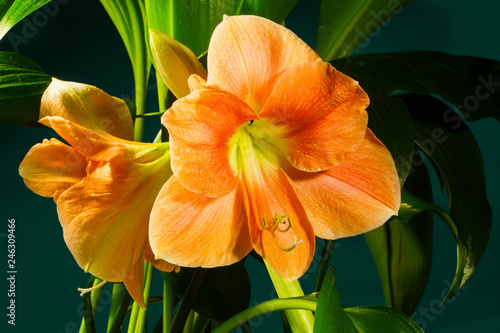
[
  {"left": 206, "top": 15, "right": 321, "bottom": 110},
  {"left": 57, "top": 152, "right": 171, "bottom": 283},
  {"left": 286, "top": 129, "right": 401, "bottom": 240},
  {"left": 260, "top": 62, "right": 369, "bottom": 172},
  {"left": 19, "top": 138, "right": 86, "bottom": 200},
  {"left": 149, "top": 176, "right": 252, "bottom": 268},
  {"left": 163, "top": 88, "right": 257, "bottom": 197},
  {"left": 41, "top": 79, "right": 134, "bottom": 140},
  {"left": 241, "top": 157, "right": 315, "bottom": 281}
]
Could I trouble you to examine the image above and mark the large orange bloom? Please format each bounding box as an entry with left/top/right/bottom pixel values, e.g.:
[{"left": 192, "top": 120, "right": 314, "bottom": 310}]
[
  {"left": 19, "top": 79, "right": 175, "bottom": 306},
  {"left": 149, "top": 16, "right": 401, "bottom": 280}
]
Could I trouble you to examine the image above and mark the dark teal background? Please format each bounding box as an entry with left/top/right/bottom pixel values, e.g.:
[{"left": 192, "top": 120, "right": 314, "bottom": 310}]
[{"left": 1, "top": 0, "right": 499, "bottom": 332}]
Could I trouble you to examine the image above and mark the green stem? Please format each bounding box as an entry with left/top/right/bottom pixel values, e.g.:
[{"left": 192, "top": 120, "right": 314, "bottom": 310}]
[
  {"left": 315, "top": 240, "right": 336, "bottom": 292},
  {"left": 107, "top": 283, "right": 123, "bottom": 332},
  {"left": 131, "top": 0, "right": 149, "bottom": 143},
  {"left": 79, "top": 276, "right": 98, "bottom": 333},
  {"left": 135, "top": 262, "right": 155, "bottom": 333},
  {"left": 169, "top": 269, "right": 207, "bottom": 332},
  {"left": 164, "top": 279, "right": 175, "bottom": 333},
  {"left": 108, "top": 290, "right": 132, "bottom": 333},
  {"left": 212, "top": 298, "right": 317, "bottom": 333},
  {"left": 182, "top": 311, "right": 194, "bottom": 333},
  {"left": 264, "top": 260, "right": 315, "bottom": 332},
  {"left": 127, "top": 302, "right": 141, "bottom": 333}
]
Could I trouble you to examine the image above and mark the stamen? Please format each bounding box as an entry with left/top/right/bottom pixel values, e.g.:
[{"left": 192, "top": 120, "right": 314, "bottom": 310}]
[
  {"left": 261, "top": 212, "right": 304, "bottom": 252},
  {"left": 77, "top": 280, "right": 107, "bottom": 296},
  {"left": 260, "top": 214, "right": 267, "bottom": 230},
  {"left": 272, "top": 234, "right": 304, "bottom": 252}
]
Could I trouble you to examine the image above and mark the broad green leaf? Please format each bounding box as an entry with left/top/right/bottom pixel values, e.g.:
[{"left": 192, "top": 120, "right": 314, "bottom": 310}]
[
  {"left": 401, "top": 93, "right": 491, "bottom": 300},
  {"left": 0, "top": 0, "right": 51, "bottom": 40},
  {"left": 332, "top": 52, "right": 500, "bottom": 121},
  {"left": 238, "top": 0, "right": 300, "bottom": 23},
  {"left": 315, "top": 0, "right": 413, "bottom": 61},
  {"left": 364, "top": 93, "right": 415, "bottom": 185},
  {"left": 365, "top": 156, "right": 433, "bottom": 315},
  {"left": 314, "top": 267, "right": 358, "bottom": 333},
  {"left": 162, "top": 261, "right": 251, "bottom": 321},
  {"left": 0, "top": 51, "right": 51, "bottom": 126},
  {"left": 99, "top": 0, "right": 150, "bottom": 139},
  {"left": 398, "top": 188, "right": 468, "bottom": 303},
  {"left": 345, "top": 306, "right": 424, "bottom": 332}
]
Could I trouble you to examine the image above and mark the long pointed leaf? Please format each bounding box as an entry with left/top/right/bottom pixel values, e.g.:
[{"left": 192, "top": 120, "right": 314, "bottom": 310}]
[
  {"left": 402, "top": 94, "right": 491, "bottom": 300},
  {"left": 0, "top": 51, "right": 51, "bottom": 126},
  {"left": 147, "top": 0, "right": 240, "bottom": 58},
  {"left": 345, "top": 306, "right": 424, "bottom": 332},
  {"left": 316, "top": 0, "right": 413, "bottom": 61},
  {"left": 0, "top": 0, "right": 51, "bottom": 39},
  {"left": 313, "top": 267, "right": 358, "bottom": 333},
  {"left": 99, "top": 0, "right": 150, "bottom": 139},
  {"left": 364, "top": 151, "right": 433, "bottom": 314},
  {"left": 332, "top": 51, "right": 500, "bottom": 121}
]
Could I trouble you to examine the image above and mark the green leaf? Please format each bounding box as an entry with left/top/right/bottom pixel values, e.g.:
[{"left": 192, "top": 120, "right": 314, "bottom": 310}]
[
  {"left": 364, "top": 93, "right": 415, "bottom": 185},
  {"left": 345, "top": 306, "right": 424, "bottom": 332},
  {"left": 401, "top": 93, "right": 491, "bottom": 300},
  {"left": 161, "top": 261, "right": 251, "bottom": 321},
  {"left": 315, "top": 0, "right": 413, "bottom": 61},
  {"left": 365, "top": 158, "right": 434, "bottom": 315},
  {"left": 147, "top": 0, "right": 299, "bottom": 59},
  {"left": 314, "top": 267, "right": 358, "bottom": 333},
  {"left": 99, "top": 0, "right": 150, "bottom": 140},
  {"left": 0, "top": 51, "right": 51, "bottom": 126},
  {"left": 332, "top": 51, "right": 500, "bottom": 121},
  {"left": 238, "top": 0, "right": 300, "bottom": 23},
  {"left": 0, "top": 0, "right": 51, "bottom": 39},
  {"left": 147, "top": 0, "right": 240, "bottom": 58}
]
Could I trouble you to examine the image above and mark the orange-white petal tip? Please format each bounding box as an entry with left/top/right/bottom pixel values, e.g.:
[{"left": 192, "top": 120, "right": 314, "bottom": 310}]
[{"left": 149, "top": 29, "right": 208, "bottom": 99}]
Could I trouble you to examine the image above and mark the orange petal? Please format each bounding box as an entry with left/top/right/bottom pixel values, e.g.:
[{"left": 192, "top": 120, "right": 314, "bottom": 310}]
[
  {"left": 241, "top": 148, "right": 315, "bottom": 280},
  {"left": 40, "top": 116, "right": 167, "bottom": 164},
  {"left": 19, "top": 138, "right": 86, "bottom": 200},
  {"left": 123, "top": 257, "right": 145, "bottom": 309},
  {"left": 41, "top": 79, "right": 134, "bottom": 140},
  {"left": 57, "top": 151, "right": 172, "bottom": 283},
  {"left": 286, "top": 129, "right": 401, "bottom": 240},
  {"left": 260, "top": 62, "right": 369, "bottom": 172},
  {"left": 206, "top": 15, "right": 321, "bottom": 110},
  {"left": 163, "top": 88, "right": 257, "bottom": 197},
  {"left": 149, "top": 29, "right": 208, "bottom": 99},
  {"left": 144, "top": 241, "right": 177, "bottom": 273},
  {"left": 149, "top": 176, "right": 252, "bottom": 268}
]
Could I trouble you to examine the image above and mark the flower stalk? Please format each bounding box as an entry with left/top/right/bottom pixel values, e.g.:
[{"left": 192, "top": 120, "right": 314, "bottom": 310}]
[{"left": 264, "top": 260, "right": 315, "bottom": 332}]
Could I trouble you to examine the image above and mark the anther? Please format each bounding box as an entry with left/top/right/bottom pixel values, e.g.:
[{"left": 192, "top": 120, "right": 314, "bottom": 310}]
[{"left": 78, "top": 280, "right": 107, "bottom": 296}]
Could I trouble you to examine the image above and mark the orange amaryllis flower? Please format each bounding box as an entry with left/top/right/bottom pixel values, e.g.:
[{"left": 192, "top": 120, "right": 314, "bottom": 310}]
[
  {"left": 19, "top": 79, "right": 175, "bottom": 306},
  {"left": 149, "top": 15, "right": 401, "bottom": 280}
]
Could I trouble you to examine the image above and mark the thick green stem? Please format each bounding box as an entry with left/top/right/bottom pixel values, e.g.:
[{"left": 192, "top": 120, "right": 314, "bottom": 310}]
[
  {"left": 212, "top": 298, "right": 317, "bottom": 333},
  {"left": 264, "top": 260, "right": 315, "bottom": 332},
  {"left": 107, "top": 283, "right": 123, "bottom": 331},
  {"left": 135, "top": 262, "right": 155, "bottom": 333},
  {"left": 163, "top": 279, "right": 175, "bottom": 333}
]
